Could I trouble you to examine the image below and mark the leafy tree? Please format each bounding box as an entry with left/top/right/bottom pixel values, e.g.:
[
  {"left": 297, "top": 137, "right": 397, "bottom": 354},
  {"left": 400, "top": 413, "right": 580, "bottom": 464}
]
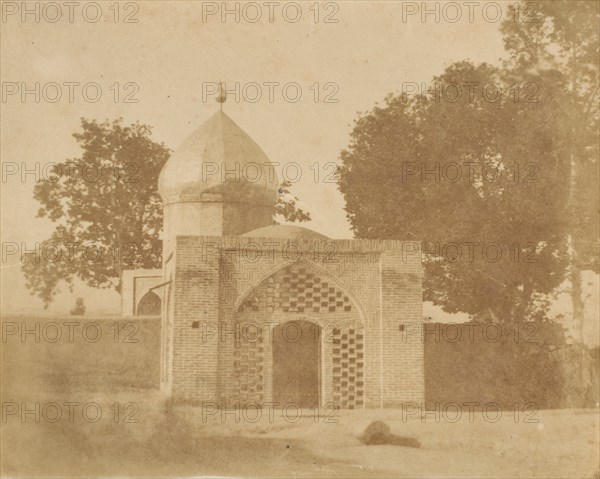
[
  {"left": 501, "top": 0, "right": 599, "bottom": 344},
  {"left": 338, "top": 61, "right": 571, "bottom": 323},
  {"left": 339, "top": 3, "right": 599, "bottom": 326},
  {"left": 23, "top": 119, "right": 310, "bottom": 307},
  {"left": 23, "top": 119, "right": 168, "bottom": 306}
]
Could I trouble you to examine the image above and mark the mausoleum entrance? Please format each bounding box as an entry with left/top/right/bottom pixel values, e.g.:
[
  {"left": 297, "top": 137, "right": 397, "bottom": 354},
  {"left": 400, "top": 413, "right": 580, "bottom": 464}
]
[{"left": 272, "top": 320, "right": 321, "bottom": 408}]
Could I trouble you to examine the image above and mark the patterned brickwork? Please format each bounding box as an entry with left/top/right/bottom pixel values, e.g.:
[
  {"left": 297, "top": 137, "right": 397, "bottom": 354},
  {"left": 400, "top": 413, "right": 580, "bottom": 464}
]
[
  {"left": 233, "top": 329, "right": 265, "bottom": 403},
  {"left": 331, "top": 326, "right": 365, "bottom": 408},
  {"left": 230, "top": 311, "right": 362, "bottom": 408},
  {"left": 238, "top": 264, "right": 352, "bottom": 314}
]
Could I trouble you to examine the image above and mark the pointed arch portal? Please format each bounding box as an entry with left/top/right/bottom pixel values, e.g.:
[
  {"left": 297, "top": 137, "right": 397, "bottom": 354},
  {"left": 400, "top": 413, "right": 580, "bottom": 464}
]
[{"left": 231, "top": 261, "right": 366, "bottom": 408}]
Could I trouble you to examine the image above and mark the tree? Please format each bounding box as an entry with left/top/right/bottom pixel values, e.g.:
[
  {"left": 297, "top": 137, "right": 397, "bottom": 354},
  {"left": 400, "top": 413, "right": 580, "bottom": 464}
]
[
  {"left": 70, "top": 297, "right": 86, "bottom": 316},
  {"left": 338, "top": 61, "right": 571, "bottom": 323},
  {"left": 23, "top": 119, "right": 169, "bottom": 306},
  {"left": 501, "top": 0, "right": 599, "bottom": 343},
  {"left": 23, "top": 118, "right": 311, "bottom": 307}
]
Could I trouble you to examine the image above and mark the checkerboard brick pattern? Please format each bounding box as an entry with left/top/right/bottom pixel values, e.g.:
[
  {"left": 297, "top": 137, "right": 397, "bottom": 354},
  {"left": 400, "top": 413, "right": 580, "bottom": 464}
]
[
  {"left": 332, "top": 326, "right": 365, "bottom": 408},
  {"left": 233, "top": 331, "right": 264, "bottom": 403},
  {"left": 239, "top": 264, "right": 353, "bottom": 314}
]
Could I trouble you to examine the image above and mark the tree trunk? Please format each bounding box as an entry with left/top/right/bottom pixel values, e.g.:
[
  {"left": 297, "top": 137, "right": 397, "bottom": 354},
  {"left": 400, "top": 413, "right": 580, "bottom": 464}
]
[
  {"left": 570, "top": 252, "right": 586, "bottom": 385},
  {"left": 571, "top": 261, "right": 584, "bottom": 344}
]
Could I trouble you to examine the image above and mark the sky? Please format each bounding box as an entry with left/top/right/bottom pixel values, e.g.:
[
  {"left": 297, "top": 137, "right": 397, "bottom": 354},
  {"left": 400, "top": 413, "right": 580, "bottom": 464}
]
[{"left": 0, "top": 1, "right": 597, "bottom": 344}]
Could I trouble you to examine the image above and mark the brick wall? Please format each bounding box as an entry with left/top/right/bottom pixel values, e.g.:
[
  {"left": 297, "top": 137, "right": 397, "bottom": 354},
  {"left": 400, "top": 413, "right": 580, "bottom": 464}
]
[
  {"left": 171, "top": 237, "right": 220, "bottom": 400},
  {"left": 381, "top": 249, "right": 424, "bottom": 406}
]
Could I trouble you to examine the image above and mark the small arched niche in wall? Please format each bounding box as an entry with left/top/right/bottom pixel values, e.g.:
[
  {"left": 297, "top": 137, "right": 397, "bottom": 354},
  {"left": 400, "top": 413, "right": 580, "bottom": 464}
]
[{"left": 136, "top": 291, "right": 161, "bottom": 316}]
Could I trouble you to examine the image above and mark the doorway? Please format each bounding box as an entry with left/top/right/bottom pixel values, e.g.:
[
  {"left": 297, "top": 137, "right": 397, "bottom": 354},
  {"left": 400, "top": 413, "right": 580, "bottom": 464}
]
[{"left": 272, "top": 320, "right": 320, "bottom": 407}]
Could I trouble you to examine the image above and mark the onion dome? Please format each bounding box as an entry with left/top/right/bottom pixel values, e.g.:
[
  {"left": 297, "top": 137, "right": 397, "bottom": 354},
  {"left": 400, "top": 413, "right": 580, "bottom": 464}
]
[{"left": 158, "top": 110, "right": 279, "bottom": 205}]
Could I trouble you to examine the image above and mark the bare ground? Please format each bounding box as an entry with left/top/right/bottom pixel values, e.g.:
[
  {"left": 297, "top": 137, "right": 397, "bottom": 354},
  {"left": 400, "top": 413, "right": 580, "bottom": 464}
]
[{"left": 1, "top": 317, "right": 598, "bottom": 478}]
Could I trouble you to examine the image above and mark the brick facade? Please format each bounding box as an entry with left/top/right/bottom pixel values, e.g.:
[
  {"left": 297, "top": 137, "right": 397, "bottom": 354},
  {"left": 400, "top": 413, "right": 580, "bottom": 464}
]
[{"left": 161, "top": 235, "right": 424, "bottom": 408}]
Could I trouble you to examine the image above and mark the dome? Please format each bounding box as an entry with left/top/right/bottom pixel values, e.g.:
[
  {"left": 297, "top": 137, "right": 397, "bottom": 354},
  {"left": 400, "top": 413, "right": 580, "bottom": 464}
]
[
  {"left": 158, "top": 111, "right": 279, "bottom": 205},
  {"left": 242, "top": 225, "right": 329, "bottom": 240}
]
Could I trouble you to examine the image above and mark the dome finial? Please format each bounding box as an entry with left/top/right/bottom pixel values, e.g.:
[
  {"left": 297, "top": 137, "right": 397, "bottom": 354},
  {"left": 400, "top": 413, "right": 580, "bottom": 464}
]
[{"left": 215, "top": 81, "right": 226, "bottom": 111}]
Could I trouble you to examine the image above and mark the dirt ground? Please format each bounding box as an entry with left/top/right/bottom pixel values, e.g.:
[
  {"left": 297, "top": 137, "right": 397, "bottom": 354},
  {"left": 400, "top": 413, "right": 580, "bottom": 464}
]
[{"left": 1, "top": 317, "right": 599, "bottom": 478}]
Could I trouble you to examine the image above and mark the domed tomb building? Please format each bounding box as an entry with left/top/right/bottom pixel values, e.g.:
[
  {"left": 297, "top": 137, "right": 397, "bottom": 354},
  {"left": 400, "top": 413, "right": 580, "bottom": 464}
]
[{"left": 122, "top": 107, "right": 424, "bottom": 408}]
